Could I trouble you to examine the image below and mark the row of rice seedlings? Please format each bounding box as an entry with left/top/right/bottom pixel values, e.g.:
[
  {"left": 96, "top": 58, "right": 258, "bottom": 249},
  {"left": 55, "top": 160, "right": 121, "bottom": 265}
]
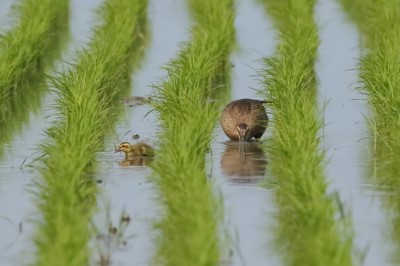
[
  {"left": 338, "top": 0, "right": 400, "bottom": 263},
  {"left": 33, "top": 0, "right": 149, "bottom": 265},
  {"left": 258, "top": 0, "right": 353, "bottom": 265},
  {"left": 150, "top": 0, "right": 235, "bottom": 265},
  {"left": 338, "top": 0, "right": 400, "bottom": 189},
  {"left": 0, "top": 0, "right": 68, "bottom": 157}
]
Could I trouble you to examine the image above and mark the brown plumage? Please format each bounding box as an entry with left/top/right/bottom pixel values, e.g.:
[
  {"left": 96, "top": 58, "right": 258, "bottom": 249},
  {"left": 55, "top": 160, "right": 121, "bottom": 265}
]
[
  {"left": 116, "top": 142, "right": 155, "bottom": 159},
  {"left": 220, "top": 98, "right": 269, "bottom": 141}
]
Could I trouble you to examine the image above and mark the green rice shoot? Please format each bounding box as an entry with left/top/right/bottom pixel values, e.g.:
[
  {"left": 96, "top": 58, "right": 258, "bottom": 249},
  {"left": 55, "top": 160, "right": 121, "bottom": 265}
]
[
  {"left": 259, "top": 0, "right": 353, "bottom": 265},
  {"left": 339, "top": 0, "right": 400, "bottom": 263},
  {"left": 0, "top": 0, "right": 69, "bottom": 156},
  {"left": 150, "top": 0, "right": 235, "bottom": 265},
  {"left": 33, "top": 1, "right": 148, "bottom": 265}
]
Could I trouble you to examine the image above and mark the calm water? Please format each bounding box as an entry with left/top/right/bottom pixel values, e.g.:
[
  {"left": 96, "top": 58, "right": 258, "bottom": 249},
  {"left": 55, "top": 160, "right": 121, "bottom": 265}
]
[
  {"left": 0, "top": 0, "right": 103, "bottom": 265},
  {"left": 0, "top": 0, "right": 395, "bottom": 265},
  {"left": 316, "top": 0, "right": 390, "bottom": 265},
  {"left": 94, "top": 0, "right": 190, "bottom": 265}
]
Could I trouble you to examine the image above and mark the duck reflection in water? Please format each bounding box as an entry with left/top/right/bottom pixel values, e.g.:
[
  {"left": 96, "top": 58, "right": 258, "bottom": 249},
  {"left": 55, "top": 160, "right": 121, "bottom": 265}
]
[
  {"left": 220, "top": 141, "right": 267, "bottom": 183},
  {"left": 117, "top": 156, "right": 154, "bottom": 167}
]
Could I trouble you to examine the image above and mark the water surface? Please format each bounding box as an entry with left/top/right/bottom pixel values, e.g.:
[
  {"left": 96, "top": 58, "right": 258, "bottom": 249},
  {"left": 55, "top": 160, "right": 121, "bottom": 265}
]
[
  {"left": 0, "top": 0, "right": 396, "bottom": 265},
  {"left": 94, "top": 0, "right": 190, "bottom": 264},
  {"left": 0, "top": 1, "right": 102, "bottom": 265},
  {"left": 316, "top": 0, "right": 389, "bottom": 264}
]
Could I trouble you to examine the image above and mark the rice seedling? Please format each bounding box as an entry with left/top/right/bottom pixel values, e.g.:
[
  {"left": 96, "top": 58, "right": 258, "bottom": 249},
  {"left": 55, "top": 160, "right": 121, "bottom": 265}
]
[
  {"left": 338, "top": 0, "right": 400, "bottom": 263},
  {"left": 338, "top": 0, "right": 400, "bottom": 187},
  {"left": 258, "top": 0, "right": 353, "bottom": 265},
  {"left": 150, "top": 0, "right": 235, "bottom": 265},
  {"left": 0, "top": 0, "right": 69, "bottom": 157},
  {"left": 33, "top": 0, "right": 148, "bottom": 265}
]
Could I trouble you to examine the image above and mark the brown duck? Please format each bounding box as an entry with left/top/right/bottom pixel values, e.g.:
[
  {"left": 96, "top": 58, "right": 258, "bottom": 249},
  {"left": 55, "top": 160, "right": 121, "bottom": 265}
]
[{"left": 220, "top": 98, "right": 269, "bottom": 141}]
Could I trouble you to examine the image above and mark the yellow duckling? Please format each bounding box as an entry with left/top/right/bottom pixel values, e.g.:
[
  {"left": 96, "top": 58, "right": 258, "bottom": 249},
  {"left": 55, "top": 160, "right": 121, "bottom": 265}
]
[{"left": 116, "top": 142, "right": 155, "bottom": 159}]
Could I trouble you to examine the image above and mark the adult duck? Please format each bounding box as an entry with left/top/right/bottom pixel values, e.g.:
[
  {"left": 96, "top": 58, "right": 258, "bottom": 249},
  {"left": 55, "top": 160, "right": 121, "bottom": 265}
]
[{"left": 220, "top": 98, "right": 269, "bottom": 141}]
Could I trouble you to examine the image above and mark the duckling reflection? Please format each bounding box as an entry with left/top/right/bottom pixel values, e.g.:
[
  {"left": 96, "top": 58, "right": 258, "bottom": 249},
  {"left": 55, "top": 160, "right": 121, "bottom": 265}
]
[
  {"left": 116, "top": 142, "right": 155, "bottom": 166},
  {"left": 120, "top": 96, "right": 151, "bottom": 107},
  {"left": 117, "top": 156, "right": 154, "bottom": 167},
  {"left": 220, "top": 142, "right": 267, "bottom": 183}
]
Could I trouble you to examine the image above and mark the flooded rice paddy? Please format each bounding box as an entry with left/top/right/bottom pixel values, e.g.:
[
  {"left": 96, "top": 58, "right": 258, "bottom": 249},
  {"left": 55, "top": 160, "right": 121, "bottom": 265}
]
[{"left": 0, "top": 0, "right": 396, "bottom": 265}]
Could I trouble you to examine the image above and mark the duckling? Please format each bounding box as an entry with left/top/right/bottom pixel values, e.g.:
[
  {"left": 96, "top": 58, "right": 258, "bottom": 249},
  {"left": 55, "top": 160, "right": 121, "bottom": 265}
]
[
  {"left": 136, "top": 142, "right": 155, "bottom": 157},
  {"left": 116, "top": 142, "right": 155, "bottom": 159},
  {"left": 220, "top": 98, "right": 269, "bottom": 141},
  {"left": 116, "top": 142, "right": 138, "bottom": 158}
]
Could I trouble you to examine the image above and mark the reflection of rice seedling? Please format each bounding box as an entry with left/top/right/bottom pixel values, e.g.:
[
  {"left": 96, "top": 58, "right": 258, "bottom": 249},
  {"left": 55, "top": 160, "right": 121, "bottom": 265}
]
[
  {"left": 339, "top": 0, "right": 400, "bottom": 263},
  {"left": 338, "top": 0, "right": 400, "bottom": 185},
  {"left": 0, "top": 0, "right": 68, "bottom": 156},
  {"left": 258, "top": 0, "right": 353, "bottom": 265},
  {"left": 150, "top": 0, "right": 235, "bottom": 265},
  {"left": 33, "top": 0, "right": 149, "bottom": 265}
]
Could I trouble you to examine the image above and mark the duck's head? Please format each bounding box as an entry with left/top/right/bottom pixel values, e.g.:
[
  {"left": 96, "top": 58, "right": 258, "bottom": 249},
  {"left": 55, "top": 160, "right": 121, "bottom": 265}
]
[
  {"left": 116, "top": 142, "right": 132, "bottom": 153},
  {"left": 237, "top": 123, "right": 249, "bottom": 141}
]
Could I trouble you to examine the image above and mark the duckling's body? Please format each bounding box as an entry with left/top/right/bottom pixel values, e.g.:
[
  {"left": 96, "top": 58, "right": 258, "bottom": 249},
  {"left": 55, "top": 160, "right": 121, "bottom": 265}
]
[
  {"left": 136, "top": 142, "right": 154, "bottom": 157},
  {"left": 116, "top": 142, "right": 155, "bottom": 159},
  {"left": 220, "top": 98, "right": 269, "bottom": 141}
]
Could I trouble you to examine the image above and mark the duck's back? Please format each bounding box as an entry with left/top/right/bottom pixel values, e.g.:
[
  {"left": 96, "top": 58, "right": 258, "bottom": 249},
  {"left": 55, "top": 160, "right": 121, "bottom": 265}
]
[{"left": 220, "top": 99, "right": 268, "bottom": 140}]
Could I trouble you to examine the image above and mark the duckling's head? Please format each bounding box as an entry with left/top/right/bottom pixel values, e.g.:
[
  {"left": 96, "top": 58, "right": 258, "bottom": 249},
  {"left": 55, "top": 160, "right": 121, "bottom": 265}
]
[
  {"left": 237, "top": 123, "right": 249, "bottom": 141},
  {"left": 116, "top": 142, "right": 132, "bottom": 153}
]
